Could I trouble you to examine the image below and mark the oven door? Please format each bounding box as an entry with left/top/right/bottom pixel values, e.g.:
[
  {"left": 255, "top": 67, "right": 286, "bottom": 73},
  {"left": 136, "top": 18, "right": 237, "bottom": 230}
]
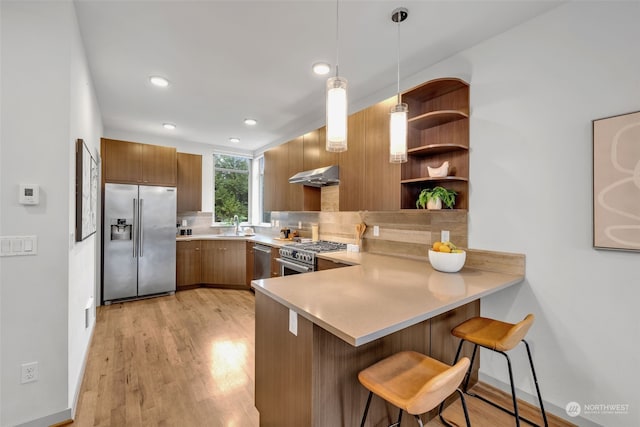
[{"left": 276, "top": 258, "right": 314, "bottom": 276}]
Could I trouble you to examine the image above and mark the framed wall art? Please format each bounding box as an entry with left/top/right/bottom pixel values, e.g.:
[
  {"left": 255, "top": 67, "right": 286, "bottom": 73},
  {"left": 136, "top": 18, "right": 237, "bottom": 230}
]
[
  {"left": 593, "top": 110, "right": 640, "bottom": 251},
  {"left": 75, "top": 138, "right": 98, "bottom": 241}
]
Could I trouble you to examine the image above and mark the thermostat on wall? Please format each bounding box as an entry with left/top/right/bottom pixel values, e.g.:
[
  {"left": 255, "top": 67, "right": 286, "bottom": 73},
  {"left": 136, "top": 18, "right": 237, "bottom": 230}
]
[{"left": 19, "top": 184, "right": 40, "bottom": 205}]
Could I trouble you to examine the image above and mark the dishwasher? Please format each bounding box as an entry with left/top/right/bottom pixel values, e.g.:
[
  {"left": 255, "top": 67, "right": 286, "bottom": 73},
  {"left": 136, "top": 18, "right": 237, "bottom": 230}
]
[{"left": 253, "top": 244, "right": 272, "bottom": 280}]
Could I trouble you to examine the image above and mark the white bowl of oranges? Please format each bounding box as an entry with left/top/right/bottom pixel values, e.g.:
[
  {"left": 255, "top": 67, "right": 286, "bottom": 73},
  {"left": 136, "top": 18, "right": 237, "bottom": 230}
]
[{"left": 428, "top": 241, "right": 466, "bottom": 273}]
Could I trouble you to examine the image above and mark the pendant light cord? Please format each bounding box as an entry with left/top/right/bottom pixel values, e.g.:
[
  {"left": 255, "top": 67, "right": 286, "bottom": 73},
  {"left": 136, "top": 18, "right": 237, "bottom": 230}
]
[
  {"left": 335, "top": 0, "right": 340, "bottom": 77},
  {"left": 396, "top": 15, "right": 401, "bottom": 104}
]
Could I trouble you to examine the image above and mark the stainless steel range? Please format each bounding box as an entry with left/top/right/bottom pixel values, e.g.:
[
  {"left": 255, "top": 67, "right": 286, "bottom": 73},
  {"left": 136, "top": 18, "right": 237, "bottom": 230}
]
[{"left": 277, "top": 240, "right": 347, "bottom": 275}]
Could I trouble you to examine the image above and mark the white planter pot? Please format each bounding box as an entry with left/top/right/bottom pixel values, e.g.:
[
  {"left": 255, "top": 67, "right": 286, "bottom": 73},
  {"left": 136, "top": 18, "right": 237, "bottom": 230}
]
[{"left": 426, "top": 198, "right": 442, "bottom": 210}]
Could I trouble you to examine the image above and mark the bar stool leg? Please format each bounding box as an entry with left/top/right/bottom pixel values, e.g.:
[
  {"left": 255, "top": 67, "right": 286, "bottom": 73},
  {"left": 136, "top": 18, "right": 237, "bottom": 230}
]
[
  {"left": 503, "top": 350, "right": 521, "bottom": 427},
  {"left": 465, "top": 350, "right": 521, "bottom": 427},
  {"left": 413, "top": 414, "right": 424, "bottom": 427},
  {"left": 438, "top": 388, "right": 472, "bottom": 427},
  {"left": 453, "top": 339, "right": 464, "bottom": 364},
  {"left": 389, "top": 408, "right": 403, "bottom": 427},
  {"left": 523, "top": 340, "right": 549, "bottom": 427},
  {"left": 462, "top": 343, "right": 478, "bottom": 392},
  {"left": 360, "top": 391, "right": 373, "bottom": 427}
]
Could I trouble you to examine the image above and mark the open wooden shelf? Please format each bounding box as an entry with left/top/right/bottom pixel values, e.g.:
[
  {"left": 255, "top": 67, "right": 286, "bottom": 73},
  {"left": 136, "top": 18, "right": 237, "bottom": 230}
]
[
  {"left": 408, "top": 110, "right": 469, "bottom": 130},
  {"left": 401, "top": 176, "right": 469, "bottom": 184},
  {"left": 400, "top": 78, "right": 470, "bottom": 210},
  {"left": 408, "top": 143, "right": 468, "bottom": 156}
]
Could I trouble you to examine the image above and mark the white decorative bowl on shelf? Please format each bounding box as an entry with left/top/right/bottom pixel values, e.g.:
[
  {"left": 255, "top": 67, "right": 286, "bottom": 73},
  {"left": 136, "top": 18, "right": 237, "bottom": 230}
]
[
  {"left": 427, "top": 161, "right": 449, "bottom": 177},
  {"left": 428, "top": 249, "right": 466, "bottom": 273}
]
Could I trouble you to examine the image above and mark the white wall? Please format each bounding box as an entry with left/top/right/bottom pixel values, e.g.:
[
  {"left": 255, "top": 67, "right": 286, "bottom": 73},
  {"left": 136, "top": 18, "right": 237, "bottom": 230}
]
[
  {"left": 1, "top": 1, "right": 102, "bottom": 425},
  {"left": 67, "top": 3, "right": 103, "bottom": 417},
  {"left": 402, "top": 2, "right": 639, "bottom": 426}
]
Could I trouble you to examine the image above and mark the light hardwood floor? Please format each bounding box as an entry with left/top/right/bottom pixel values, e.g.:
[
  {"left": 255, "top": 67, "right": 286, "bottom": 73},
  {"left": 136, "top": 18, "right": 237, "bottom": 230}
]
[
  {"left": 74, "top": 288, "right": 259, "bottom": 426},
  {"left": 73, "top": 288, "right": 573, "bottom": 427}
]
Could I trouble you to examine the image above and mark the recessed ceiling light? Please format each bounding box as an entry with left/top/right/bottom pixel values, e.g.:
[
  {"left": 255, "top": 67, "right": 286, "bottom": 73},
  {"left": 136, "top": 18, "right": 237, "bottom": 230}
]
[
  {"left": 244, "top": 118, "right": 257, "bottom": 126},
  {"left": 163, "top": 123, "right": 176, "bottom": 130},
  {"left": 149, "top": 76, "right": 169, "bottom": 87},
  {"left": 229, "top": 137, "right": 240, "bottom": 144},
  {"left": 312, "top": 62, "right": 331, "bottom": 76}
]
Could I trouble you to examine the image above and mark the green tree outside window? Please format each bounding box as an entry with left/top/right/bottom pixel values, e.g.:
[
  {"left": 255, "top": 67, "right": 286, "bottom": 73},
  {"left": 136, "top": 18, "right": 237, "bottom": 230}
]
[{"left": 214, "top": 154, "right": 249, "bottom": 223}]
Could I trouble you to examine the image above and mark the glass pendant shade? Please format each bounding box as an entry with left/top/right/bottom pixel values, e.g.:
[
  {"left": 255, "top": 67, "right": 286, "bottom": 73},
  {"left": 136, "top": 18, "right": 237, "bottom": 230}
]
[
  {"left": 326, "top": 76, "right": 348, "bottom": 152},
  {"left": 389, "top": 103, "right": 408, "bottom": 163}
]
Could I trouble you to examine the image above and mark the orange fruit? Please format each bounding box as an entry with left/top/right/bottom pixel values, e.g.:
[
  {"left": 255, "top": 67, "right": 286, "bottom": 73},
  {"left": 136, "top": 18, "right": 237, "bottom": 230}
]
[
  {"left": 439, "top": 245, "right": 452, "bottom": 253},
  {"left": 432, "top": 241, "right": 442, "bottom": 251}
]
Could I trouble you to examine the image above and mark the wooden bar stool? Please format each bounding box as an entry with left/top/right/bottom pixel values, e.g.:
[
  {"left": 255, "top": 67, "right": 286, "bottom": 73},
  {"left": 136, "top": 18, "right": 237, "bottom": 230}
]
[
  {"left": 451, "top": 314, "right": 548, "bottom": 427},
  {"left": 358, "top": 351, "right": 472, "bottom": 427}
]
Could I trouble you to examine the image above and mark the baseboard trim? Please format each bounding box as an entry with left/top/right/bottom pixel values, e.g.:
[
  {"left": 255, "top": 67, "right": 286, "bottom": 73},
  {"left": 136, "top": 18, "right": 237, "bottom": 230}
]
[
  {"left": 479, "top": 373, "right": 602, "bottom": 427},
  {"left": 15, "top": 409, "right": 72, "bottom": 427},
  {"left": 71, "top": 314, "right": 97, "bottom": 419}
]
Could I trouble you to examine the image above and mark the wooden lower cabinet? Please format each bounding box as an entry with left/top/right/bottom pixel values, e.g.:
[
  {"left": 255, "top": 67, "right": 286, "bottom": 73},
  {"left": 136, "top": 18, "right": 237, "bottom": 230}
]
[
  {"left": 201, "top": 240, "right": 246, "bottom": 288},
  {"left": 246, "top": 241, "right": 254, "bottom": 286},
  {"left": 176, "top": 241, "right": 202, "bottom": 289},
  {"left": 255, "top": 292, "right": 479, "bottom": 427},
  {"left": 177, "top": 239, "right": 247, "bottom": 289}
]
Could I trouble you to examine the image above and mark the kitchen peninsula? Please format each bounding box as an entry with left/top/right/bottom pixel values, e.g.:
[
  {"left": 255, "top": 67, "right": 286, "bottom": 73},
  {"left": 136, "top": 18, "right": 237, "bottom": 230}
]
[{"left": 252, "top": 250, "right": 524, "bottom": 427}]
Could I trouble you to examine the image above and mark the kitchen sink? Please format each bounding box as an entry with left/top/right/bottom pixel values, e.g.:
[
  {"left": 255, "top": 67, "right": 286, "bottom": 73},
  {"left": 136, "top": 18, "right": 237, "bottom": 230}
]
[{"left": 212, "top": 233, "right": 250, "bottom": 239}]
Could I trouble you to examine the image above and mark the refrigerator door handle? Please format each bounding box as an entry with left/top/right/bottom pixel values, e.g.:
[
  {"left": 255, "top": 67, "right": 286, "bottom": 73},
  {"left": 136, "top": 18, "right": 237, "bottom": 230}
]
[
  {"left": 139, "top": 198, "right": 144, "bottom": 257},
  {"left": 133, "top": 198, "right": 138, "bottom": 258}
]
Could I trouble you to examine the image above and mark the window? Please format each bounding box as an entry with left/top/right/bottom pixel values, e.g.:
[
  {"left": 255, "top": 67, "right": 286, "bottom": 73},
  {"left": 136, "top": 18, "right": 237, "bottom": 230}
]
[{"left": 213, "top": 154, "right": 249, "bottom": 223}]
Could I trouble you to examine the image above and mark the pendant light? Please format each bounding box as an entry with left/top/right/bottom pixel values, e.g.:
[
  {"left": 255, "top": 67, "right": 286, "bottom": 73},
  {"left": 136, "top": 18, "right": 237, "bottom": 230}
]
[
  {"left": 326, "top": 0, "right": 348, "bottom": 152},
  {"left": 389, "top": 7, "right": 408, "bottom": 163}
]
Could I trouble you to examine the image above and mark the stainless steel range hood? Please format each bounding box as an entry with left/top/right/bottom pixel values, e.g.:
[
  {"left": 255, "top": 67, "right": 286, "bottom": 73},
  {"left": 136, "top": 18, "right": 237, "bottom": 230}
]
[{"left": 288, "top": 165, "right": 339, "bottom": 187}]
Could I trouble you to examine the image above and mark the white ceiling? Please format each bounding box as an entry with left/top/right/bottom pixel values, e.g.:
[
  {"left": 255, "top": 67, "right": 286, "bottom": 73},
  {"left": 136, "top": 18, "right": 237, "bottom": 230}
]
[{"left": 75, "top": 0, "right": 563, "bottom": 154}]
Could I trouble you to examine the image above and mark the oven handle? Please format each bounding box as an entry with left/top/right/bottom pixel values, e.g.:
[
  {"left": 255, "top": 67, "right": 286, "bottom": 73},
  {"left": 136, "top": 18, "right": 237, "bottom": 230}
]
[{"left": 276, "top": 258, "right": 314, "bottom": 273}]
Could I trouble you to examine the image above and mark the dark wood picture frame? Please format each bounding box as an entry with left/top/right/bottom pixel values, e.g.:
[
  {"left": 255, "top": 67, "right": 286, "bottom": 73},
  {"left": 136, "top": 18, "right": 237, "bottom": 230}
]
[
  {"left": 76, "top": 138, "right": 98, "bottom": 241},
  {"left": 593, "top": 110, "right": 640, "bottom": 252}
]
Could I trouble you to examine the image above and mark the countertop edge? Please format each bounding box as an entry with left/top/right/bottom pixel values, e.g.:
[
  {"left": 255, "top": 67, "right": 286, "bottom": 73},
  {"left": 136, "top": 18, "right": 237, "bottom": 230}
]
[{"left": 253, "top": 269, "right": 524, "bottom": 347}]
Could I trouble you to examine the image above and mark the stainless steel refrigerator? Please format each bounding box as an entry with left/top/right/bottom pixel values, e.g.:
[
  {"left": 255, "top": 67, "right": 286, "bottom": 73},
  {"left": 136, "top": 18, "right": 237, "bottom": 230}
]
[{"left": 103, "top": 183, "right": 176, "bottom": 304}]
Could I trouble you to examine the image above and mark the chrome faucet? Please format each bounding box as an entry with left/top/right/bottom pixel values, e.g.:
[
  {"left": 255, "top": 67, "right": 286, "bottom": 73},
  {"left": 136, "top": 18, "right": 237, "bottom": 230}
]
[{"left": 233, "top": 215, "right": 240, "bottom": 235}]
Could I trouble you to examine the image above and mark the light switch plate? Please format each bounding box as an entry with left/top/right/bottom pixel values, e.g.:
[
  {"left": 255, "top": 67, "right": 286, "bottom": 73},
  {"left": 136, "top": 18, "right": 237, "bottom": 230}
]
[{"left": 0, "top": 236, "right": 38, "bottom": 256}]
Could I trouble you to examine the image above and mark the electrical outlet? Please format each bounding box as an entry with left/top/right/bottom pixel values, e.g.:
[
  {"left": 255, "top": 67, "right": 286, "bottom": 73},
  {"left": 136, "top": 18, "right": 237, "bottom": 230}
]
[
  {"left": 298, "top": 221, "right": 302, "bottom": 229},
  {"left": 373, "top": 225, "right": 380, "bottom": 237},
  {"left": 21, "top": 362, "right": 38, "bottom": 384},
  {"left": 441, "top": 230, "right": 450, "bottom": 242}
]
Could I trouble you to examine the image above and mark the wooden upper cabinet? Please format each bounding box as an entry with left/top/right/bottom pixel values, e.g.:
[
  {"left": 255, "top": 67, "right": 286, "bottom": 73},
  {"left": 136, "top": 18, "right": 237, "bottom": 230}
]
[
  {"left": 263, "top": 143, "right": 288, "bottom": 212},
  {"left": 177, "top": 152, "right": 202, "bottom": 212},
  {"left": 101, "top": 138, "right": 177, "bottom": 186},
  {"left": 339, "top": 109, "right": 366, "bottom": 211},
  {"left": 363, "top": 97, "right": 401, "bottom": 211},
  {"left": 141, "top": 144, "right": 176, "bottom": 186},
  {"left": 102, "top": 138, "right": 142, "bottom": 183},
  {"left": 287, "top": 136, "right": 304, "bottom": 211}
]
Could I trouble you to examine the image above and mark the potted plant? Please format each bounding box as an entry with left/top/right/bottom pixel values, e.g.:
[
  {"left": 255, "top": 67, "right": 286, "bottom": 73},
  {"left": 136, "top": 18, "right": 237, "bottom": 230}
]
[{"left": 416, "top": 186, "right": 457, "bottom": 210}]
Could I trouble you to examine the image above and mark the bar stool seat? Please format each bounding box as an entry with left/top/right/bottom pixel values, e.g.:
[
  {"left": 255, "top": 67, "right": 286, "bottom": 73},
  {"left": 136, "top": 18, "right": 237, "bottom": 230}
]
[
  {"left": 358, "top": 351, "right": 471, "bottom": 427},
  {"left": 452, "top": 315, "right": 533, "bottom": 352},
  {"left": 451, "top": 314, "right": 548, "bottom": 427}
]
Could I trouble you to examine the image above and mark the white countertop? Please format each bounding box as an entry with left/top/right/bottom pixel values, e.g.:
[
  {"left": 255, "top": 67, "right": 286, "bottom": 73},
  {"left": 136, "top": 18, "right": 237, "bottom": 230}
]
[{"left": 252, "top": 252, "right": 523, "bottom": 347}]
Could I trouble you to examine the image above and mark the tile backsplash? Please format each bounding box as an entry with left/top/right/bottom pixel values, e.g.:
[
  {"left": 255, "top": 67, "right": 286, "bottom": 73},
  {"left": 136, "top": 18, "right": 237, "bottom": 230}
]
[{"left": 176, "top": 210, "right": 467, "bottom": 260}]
